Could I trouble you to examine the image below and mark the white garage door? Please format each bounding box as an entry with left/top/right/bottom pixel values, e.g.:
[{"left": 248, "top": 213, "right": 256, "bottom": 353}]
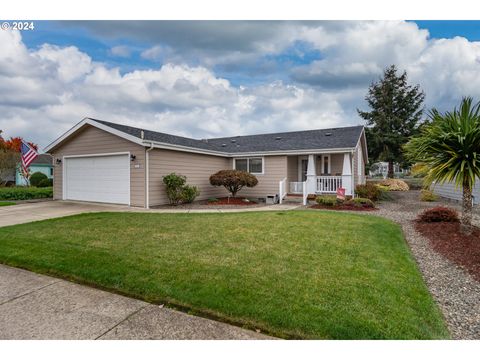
[{"left": 64, "top": 154, "right": 130, "bottom": 205}]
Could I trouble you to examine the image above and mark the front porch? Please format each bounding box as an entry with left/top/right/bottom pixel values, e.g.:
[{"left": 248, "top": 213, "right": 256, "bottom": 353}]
[{"left": 279, "top": 153, "right": 354, "bottom": 205}]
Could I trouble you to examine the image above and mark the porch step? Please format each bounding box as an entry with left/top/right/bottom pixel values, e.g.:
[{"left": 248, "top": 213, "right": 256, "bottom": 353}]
[{"left": 282, "top": 195, "right": 305, "bottom": 204}]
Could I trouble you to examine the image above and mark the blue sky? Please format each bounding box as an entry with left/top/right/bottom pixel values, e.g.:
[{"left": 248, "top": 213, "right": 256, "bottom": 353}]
[{"left": 2, "top": 20, "right": 480, "bottom": 147}]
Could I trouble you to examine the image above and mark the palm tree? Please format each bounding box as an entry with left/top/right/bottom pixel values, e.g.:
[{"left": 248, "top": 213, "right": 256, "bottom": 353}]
[{"left": 405, "top": 97, "right": 480, "bottom": 230}]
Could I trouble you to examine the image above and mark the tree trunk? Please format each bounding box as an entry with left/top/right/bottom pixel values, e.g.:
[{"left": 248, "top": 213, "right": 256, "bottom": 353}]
[
  {"left": 388, "top": 160, "right": 394, "bottom": 178},
  {"left": 461, "top": 182, "right": 473, "bottom": 233}
]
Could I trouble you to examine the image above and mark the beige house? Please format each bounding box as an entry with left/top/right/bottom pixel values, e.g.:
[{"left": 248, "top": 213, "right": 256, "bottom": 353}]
[{"left": 44, "top": 118, "right": 368, "bottom": 207}]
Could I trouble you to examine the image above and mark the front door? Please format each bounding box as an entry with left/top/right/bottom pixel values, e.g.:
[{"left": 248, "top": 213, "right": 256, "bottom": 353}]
[{"left": 301, "top": 158, "right": 308, "bottom": 181}]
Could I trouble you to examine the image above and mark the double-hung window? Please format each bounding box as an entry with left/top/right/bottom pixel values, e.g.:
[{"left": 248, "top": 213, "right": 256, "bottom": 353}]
[{"left": 234, "top": 157, "right": 263, "bottom": 174}]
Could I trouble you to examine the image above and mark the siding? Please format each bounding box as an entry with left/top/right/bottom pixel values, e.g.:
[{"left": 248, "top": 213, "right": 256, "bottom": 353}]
[
  {"left": 50, "top": 125, "right": 146, "bottom": 207},
  {"left": 236, "top": 156, "right": 287, "bottom": 198},
  {"left": 433, "top": 180, "right": 480, "bottom": 205},
  {"left": 330, "top": 154, "right": 343, "bottom": 175},
  {"left": 148, "top": 149, "right": 230, "bottom": 206},
  {"left": 286, "top": 156, "right": 298, "bottom": 183}
]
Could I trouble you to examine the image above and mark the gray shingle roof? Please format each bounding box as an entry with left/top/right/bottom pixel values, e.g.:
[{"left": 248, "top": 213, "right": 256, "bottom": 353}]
[
  {"left": 31, "top": 154, "right": 52, "bottom": 165},
  {"left": 92, "top": 118, "right": 363, "bottom": 154}
]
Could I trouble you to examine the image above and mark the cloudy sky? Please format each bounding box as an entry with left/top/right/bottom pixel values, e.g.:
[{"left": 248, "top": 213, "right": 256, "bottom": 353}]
[{"left": 1, "top": 20, "right": 480, "bottom": 149}]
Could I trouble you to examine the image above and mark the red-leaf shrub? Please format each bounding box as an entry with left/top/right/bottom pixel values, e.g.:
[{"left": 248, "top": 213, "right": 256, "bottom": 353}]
[
  {"left": 418, "top": 207, "right": 459, "bottom": 223},
  {"left": 209, "top": 170, "right": 258, "bottom": 197}
]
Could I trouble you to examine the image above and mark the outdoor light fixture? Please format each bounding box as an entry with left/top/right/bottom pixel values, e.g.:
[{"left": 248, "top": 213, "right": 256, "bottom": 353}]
[
  {"left": 56, "top": 158, "right": 62, "bottom": 165},
  {"left": 130, "top": 154, "right": 136, "bottom": 161}
]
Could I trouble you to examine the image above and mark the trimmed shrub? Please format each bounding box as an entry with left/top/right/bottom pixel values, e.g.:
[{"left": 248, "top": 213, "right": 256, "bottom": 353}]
[
  {"left": 181, "top": 185, "right": 200, "bottom": 203},
  {"left": 355, "top": 183, "right": 382, "bottom": 201},
  {"left": 418, "top": 207, "right": 459, "bottom": 223},
  {"left": 207, "top": 198, "right": 218, "bottom": 203},
  {"left": 38, "top": 178, "right": 53, "bottom": 188},
  {"left": 379, "top": 178, "right": 409, "bottom": 191},
  {"left": 316, "top": 195, "right": 338, "bottom": 207},
  {"left": 420, "top": 189, "right": 438, "bottom": 202},
  {"left": 346, "top": 197, "right": 375, "bottom": 208},
  {"left": 209, "top": 170, "right": 258, "bottom": 197},
  {"left": 162, "top": 173, "right": 187, "bottom": 205},
  {"left": 29, "top": 172, "right": 48, "bottom": 187},
  {"left": 0, "top": 186, "right": 52, "bottom": 200}
]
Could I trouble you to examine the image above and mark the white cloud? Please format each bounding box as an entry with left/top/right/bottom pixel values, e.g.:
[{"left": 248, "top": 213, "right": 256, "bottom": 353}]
[{"left": 110, "top": 45, "right": 131, "bottom": 58}]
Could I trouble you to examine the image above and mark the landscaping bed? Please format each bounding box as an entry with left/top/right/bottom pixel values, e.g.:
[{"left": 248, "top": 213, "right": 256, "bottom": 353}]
[
  {"left": 0, "top": 186, "right": 53, "bottom": 200},
  {"left": 310, "top": 204, "right": 378, "bottom": 211},
  {"left": 206, "top": 197, "right": 257, "bottom": 206},
  {"left": 0, "top": 211, "right": 448, "bottom": 339},
  {"left": 415, "top": 222, "right": 480, "bottom": 282}
]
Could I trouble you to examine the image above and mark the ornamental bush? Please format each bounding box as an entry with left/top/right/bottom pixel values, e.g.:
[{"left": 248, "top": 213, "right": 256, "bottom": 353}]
[
  {"left": 162, "top": 173, "right": 186, "bottom": 205},
  {"left": 181, "top": 185, "right": 200, "bottom": 204},
  {"left": 38, "top": 178, "right": 53, "bottom": 188},
  {"left": 29, "top": 172, "right": 48, "bottom": 187},
  {"left": 209, "top": 170, "right": 258, "bottom": 197},
  {"left": 418, "top": 207, "right": 459, "bottom": 223},
  {"left": 315, "top": 195, "right": 338, "bottom": 207},
  {"left": 346, "top": 197, "right": 375, "bottom": 208},
  {"left": 420, "top": 189, "right": 437, "bottom": 202},
  {"left": 379, "top": 178, "right": 410, "bottom": 191},
  {"left": 355, "top": 183, "right": 382, "bottom": 201}
]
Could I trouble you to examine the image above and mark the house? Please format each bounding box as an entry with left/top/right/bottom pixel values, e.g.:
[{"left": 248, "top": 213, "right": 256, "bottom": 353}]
[
  {"left": 369, "top": 161, "right": 403, "bottom": 178},
  {"left": 433, "top": 180, "right": 480, "bottom": 205},
  {"left": 15, "top": 154, "right": 53, "bottom": 186},
  {"left": 44, "top": 118, "right": 368, "bottom": 207}
]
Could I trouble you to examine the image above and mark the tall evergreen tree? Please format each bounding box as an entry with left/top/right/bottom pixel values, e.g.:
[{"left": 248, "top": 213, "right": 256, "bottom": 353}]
[{"left": 358, "top": 65, "right": 425, "bottom": 178}]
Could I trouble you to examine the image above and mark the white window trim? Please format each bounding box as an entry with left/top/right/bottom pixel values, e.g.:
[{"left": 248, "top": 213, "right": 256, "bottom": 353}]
[
  {"left": 233, "top": 157, "right": 264, "bottom": 175},
  {"left": 321, "top": 154, "right": 331, "bottom": 175}
]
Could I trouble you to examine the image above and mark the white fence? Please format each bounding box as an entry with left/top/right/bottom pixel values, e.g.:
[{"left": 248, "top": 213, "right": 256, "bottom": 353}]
[{"left": 278, "top": 177, "right": 287, "bottom": 204}]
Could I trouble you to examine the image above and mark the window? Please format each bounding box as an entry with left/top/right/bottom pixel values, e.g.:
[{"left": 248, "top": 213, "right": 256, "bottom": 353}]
[
  {"left": 234, "top": 158, "right": 263, "bottom": 174},
  {"left": 50, "top": 168, "right": 54, "bottom": 176},
  {"left": 321, "top": 155, "right": 330, "bottom": 175}
]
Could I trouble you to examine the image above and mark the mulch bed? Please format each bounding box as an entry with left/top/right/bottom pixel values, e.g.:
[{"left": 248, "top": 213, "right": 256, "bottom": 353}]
[
  {"left": 415, "top": 221, "right": 480, "bottom": 282},
  {"left": 309, "top": 204, "right": 378, "bottom": 212},
  {"left": 206, "top": 197, "right": 258, "bottom": 206}
]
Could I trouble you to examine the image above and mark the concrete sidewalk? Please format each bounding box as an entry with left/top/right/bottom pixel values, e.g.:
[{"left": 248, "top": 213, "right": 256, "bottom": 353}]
[
  {"left": 0, "top": 264, "right": 271, "bottom": 340},
  {"left": 0, "top": 200, "right": 299, "bottom": 227}
]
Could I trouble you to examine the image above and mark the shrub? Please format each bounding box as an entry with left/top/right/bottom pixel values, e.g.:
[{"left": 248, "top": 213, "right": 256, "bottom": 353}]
[
  {"left": 420, "top": 189, "right": 437, "bottom": 202},
  {"left": 209, "top": 170, "right": 258, "bottom": 197},
  {"left": 316, "top": 195, "right": 338, "bottom": 207},
  {"left": 346, "top": 197, "right": 375, "bottom": 208},
  {"left": 403, "top": 178, "right": 424, "bottom": 190},
  {"left": 29, "top": 172, "right": 48, "bottom": 187},
  {"left": 207, "top": 198, "right": 218, "bottom": 203},
  {"left": 379, "top": 178, "right": 409, "bottom": 191},
  {"left": 355, "top": 183, "right": 382, "bottom": 201},
  {"left": 181, "top": 185, "right": 200, "bottom": 203},
  {"left": 37, "top": 178, "right": 53, "bottom": 188},
  {"left": 418, "top": 207, "right": 459, "bottom": 223},
  {"left": 0, "top": 186, "right": 52, "bottom": 200},
  {"left": 162, "top": 173, "right": 186, "bottom": 205},
  {"left": 411, "top": 163, "right": 429, "bottom": 178}
]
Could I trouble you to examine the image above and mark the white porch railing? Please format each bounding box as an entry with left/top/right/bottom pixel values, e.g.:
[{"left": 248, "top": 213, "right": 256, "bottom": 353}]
[
  {"left": 278, "top": 177, "right": 287, "bottom": 204},
  {"left": 316, "top": 176, "right": 342, "bottom": 193},
  {"left": 302, "top": 181, "right": 307, "bottom": 205},
  {"left": 290, "top": 182, "right": 304, "bottom": 194}
]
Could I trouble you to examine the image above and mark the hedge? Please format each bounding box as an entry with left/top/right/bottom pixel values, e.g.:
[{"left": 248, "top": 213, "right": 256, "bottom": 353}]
[{"left": 0, "top": 187, "right": 53, "bottom": 200}]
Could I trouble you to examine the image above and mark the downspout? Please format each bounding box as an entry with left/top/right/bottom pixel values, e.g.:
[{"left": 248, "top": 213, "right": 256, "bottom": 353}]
[
  {"left": 145, "top": 142, "right": 154, "bottom": 209},
  {"left": 351, "top": 150, "right": 355, "bottom": 198}
]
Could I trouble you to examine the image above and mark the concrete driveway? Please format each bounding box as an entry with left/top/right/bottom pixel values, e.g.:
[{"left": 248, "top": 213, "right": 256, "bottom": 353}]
[
  {"left": 0, "top": 264, "right": 271, "bottom": 340},
  {"left": 0, "top": 201, "right": 130, "bottom": 227}
]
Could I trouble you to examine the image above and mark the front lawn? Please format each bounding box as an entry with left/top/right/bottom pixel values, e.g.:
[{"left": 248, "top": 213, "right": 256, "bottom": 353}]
[
  {"left": 0, "top": 186, "right": 53, "bottom": 200},
  {"left": 0, "top": 211, "right": 448, "bottom": 339}
]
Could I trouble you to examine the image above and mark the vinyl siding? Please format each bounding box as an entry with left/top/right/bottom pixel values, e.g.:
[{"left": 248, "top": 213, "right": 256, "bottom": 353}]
[
  {"left": 148, "top": 149, "right": 230, "bottom": 206},
  {"left": 287, "top": 156, "right": 298, "bottom": 183},
  {"left": 50, "top": 125, "right": 146, "bottom": 207},
  {"left": 234, "top": 156, "right": 288, "bottom": 198},
  {"left": 433, "top": 180, "right": 480, "bottom": 205}
]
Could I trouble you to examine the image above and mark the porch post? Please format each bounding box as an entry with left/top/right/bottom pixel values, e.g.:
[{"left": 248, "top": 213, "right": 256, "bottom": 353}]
[
  {"left": 306, "top": 154, "right": 316, "bottom": 195},
  {"left": 342, "top": 153, "right": 352, "bottom": 196}
]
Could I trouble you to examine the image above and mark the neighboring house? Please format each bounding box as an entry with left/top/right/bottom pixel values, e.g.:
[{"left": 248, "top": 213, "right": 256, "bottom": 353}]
[
  {"left": 433, "top": 180, "right": 480, "bottom": 205},
  {"left": 15, "top": 154, "right": 53, "bottom": 186},
  {"left": 369, "top": 161, "right": 405, "bottom": 178},
  {"left": 44, "top": 118, "right": 368, "bottom": 207}
]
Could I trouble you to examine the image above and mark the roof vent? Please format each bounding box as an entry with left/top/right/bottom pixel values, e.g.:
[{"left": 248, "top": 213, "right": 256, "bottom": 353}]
[
  {"left": 231, "top": 139, "right": 236, "bottom": 143},
  {"left": 140, "top": 130, "right": 145, "bottom": 139},
  {"left": 201, "top": 139, "right": 208, "bottom": 143},
  {"left": 275, "top": 136, "right": 282, "bottom": 140},
  {"left": 325, "top": 132, "right": 332, "bottom": 136},
  {"left": 221, "top": 143, "right": 226, "bottom": 147}
]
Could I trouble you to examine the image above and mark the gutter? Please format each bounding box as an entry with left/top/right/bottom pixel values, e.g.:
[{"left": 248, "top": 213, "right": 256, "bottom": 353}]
[{"left": 145, "top": 142, "right": 154, "bottom": 209}]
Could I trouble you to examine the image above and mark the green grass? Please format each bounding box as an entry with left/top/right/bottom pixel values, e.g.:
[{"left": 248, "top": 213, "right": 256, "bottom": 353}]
[
  {"left": 0, "top": 211, "right": 448, "bottom": 339},
  {"left": 0, "top": 201, "right": 15, "bottom": 206},
  {"left": 0, "top": 186, "right": 52, "bottom": 200}
]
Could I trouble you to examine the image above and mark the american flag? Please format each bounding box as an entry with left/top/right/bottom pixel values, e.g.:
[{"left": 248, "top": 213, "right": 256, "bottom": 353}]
[{"left": 20, "top": 140, "right": 38, "bottom": 172}]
